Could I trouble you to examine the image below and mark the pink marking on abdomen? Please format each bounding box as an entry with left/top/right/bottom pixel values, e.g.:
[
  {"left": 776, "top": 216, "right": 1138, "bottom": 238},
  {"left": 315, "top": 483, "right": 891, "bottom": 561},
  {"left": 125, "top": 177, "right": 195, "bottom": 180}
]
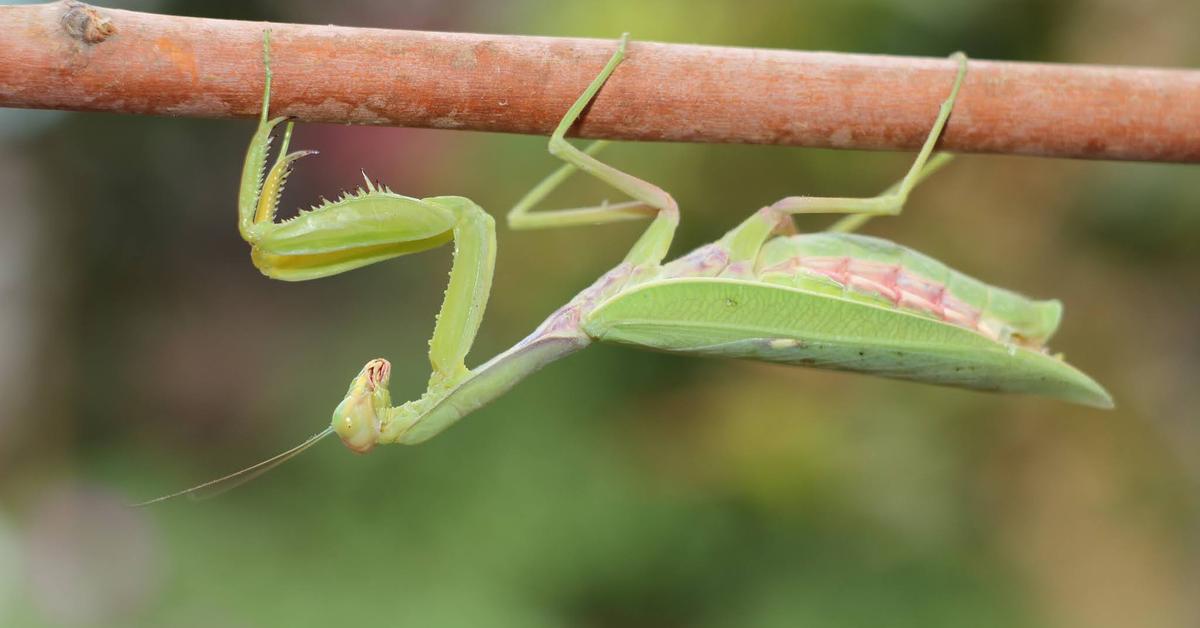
[
  {"left": 932, "top": 287, "right": 947, "bottom": 319},
  {"left": 773, "top": 256, "right": 1019, "bottom": 346},
  {"left": 847, "top": 260, "right": 901, "bottom": 304}
]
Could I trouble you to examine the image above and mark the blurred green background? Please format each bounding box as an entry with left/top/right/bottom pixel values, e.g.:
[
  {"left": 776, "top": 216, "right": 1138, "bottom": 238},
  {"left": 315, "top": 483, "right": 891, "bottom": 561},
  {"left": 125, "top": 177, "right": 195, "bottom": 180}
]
[{"left": 1, "top": 0, "right": 1198, "bottom": 626}]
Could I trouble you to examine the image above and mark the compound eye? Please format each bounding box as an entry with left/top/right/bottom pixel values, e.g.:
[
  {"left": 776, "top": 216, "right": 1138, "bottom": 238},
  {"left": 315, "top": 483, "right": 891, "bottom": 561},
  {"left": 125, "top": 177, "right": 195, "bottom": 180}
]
[{"left": 332, "top": 398, "right": 378, "bottom": 454}]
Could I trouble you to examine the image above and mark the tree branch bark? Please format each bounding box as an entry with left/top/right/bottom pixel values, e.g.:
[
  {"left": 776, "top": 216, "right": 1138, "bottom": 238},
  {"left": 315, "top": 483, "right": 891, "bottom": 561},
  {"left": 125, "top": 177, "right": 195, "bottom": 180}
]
[{"left": 2, "top": 1, "right": 1199, "bottom": 162}]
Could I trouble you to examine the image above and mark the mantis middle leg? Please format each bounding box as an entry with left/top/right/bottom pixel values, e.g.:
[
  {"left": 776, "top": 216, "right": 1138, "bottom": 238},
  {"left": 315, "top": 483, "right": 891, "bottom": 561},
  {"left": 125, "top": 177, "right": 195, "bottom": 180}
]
[{"left": 507, "top": 34, "right": 680, "bottom": 268}]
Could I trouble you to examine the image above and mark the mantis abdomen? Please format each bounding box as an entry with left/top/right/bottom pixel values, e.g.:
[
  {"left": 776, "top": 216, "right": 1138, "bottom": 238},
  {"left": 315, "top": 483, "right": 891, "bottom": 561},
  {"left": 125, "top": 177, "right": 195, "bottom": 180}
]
[
  {"left": 581, "top": 275, "right": 1110, "bottom": 408},
  {"left": 752, "top": 233, "right": 1061, "bottom": 347}
]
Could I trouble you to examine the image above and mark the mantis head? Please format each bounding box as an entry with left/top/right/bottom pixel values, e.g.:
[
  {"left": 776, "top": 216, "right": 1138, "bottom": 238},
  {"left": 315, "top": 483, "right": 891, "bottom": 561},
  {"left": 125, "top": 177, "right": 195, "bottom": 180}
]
[{"left": 331, "top": 358, "right": 392, "bottom": 453}]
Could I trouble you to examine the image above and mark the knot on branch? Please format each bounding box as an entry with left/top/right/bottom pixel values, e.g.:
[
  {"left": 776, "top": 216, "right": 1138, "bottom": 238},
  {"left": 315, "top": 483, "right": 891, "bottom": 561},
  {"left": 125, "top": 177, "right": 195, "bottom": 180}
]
[{"left": 60, "top": 1, "right": 116, "bottom": 44}]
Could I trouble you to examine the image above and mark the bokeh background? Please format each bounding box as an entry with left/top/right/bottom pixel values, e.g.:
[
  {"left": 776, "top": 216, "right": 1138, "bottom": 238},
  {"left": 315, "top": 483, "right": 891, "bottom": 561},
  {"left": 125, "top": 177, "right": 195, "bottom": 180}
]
[{"left": 2, "top": 0, "right": 1198, "bottom": 626}]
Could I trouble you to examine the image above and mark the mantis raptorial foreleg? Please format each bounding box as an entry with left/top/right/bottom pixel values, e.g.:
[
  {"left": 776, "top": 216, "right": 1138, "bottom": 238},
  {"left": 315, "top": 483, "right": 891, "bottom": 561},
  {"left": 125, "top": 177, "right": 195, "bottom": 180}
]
[
  {"left": 137, "top": 32, "right": 501, "bottom": 504},
  {"left": 236, "top": 32, "right": 498, "bottom": 449},
  {"left": 508, "top": 34, "right": 681, "bottom": 267}
]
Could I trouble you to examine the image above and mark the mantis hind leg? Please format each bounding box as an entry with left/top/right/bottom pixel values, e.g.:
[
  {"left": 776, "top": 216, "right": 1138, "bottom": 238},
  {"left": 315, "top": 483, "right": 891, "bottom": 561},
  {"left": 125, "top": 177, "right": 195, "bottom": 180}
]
[
  {"left": 718, "top": 52, "right": 968, "bottom": 266},
  {"left": 507, "top": 34, "right": 680, "bottom": 267},
  {"left": 824, "top": 152, "right": 955, "bottom": 233},
  {"left": 771, "top": 52, "right": 968, "bottom": 232}
]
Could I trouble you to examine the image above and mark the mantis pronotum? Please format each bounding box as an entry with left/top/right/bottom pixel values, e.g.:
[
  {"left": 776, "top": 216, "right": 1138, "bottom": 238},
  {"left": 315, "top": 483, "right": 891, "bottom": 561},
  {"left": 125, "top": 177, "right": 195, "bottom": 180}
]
[{"left": 138, "top": 32, "right": 1110, "bottom": 504}]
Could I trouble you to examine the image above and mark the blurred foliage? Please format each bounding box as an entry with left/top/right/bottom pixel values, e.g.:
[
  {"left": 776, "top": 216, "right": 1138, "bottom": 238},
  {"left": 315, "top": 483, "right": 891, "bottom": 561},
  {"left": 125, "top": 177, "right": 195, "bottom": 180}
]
[{"left": 1, "top": 0, "right": 1198, "bottom": 626}]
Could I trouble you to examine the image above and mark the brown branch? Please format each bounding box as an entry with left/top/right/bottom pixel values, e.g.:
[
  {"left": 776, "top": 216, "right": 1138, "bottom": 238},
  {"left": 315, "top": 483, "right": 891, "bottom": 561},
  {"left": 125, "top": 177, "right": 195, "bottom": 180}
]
[{"left": 2, "top": 1, "right": 1199, "bottom": 163}]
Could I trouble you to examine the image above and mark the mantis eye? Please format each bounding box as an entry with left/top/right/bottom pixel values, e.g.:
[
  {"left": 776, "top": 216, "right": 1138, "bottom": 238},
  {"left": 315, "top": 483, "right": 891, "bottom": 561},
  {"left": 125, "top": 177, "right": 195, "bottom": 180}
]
[{"left": 332, "top": 393, "right": 381, "bottom": 453}]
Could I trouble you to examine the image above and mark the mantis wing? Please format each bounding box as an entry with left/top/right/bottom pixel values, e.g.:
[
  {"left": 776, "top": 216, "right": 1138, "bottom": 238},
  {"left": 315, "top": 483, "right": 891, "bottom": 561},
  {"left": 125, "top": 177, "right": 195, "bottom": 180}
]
[{"left": 582, "top": 278, "right": 1112, "bottom": 408}]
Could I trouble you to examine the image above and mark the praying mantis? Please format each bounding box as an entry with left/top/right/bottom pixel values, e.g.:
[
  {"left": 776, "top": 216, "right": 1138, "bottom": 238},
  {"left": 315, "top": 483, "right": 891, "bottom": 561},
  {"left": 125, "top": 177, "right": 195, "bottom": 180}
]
[{"left": 139, "top": 32, "right": 1111, "bottom": 504}]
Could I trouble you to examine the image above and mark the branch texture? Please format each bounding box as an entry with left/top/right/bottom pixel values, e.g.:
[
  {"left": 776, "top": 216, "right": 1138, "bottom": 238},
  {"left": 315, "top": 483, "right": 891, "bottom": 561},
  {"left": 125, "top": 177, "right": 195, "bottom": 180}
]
[{"left": 2, "top": 1, "right": 1199, "bottom": 162}]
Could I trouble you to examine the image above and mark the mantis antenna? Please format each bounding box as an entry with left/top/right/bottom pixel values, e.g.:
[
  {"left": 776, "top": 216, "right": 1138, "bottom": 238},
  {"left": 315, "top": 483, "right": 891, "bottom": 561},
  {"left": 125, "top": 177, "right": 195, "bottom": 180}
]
[{"left": 133, "top": 427, "right": 334, "bottom": 507}]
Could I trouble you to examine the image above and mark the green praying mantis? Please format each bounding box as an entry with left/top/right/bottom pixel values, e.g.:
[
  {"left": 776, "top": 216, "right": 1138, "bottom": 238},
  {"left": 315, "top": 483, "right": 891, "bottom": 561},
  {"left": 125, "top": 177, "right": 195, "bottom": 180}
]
[{"left": 139, "top": 32, "right": 1111, "bottom": 504}]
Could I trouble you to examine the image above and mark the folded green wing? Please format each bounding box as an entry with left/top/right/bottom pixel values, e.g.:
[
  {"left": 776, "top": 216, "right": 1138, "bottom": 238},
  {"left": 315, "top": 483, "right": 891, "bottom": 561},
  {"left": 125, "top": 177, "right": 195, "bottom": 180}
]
[{"left": 582, "top": 278, "right": 1112, "bottom": 408}]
